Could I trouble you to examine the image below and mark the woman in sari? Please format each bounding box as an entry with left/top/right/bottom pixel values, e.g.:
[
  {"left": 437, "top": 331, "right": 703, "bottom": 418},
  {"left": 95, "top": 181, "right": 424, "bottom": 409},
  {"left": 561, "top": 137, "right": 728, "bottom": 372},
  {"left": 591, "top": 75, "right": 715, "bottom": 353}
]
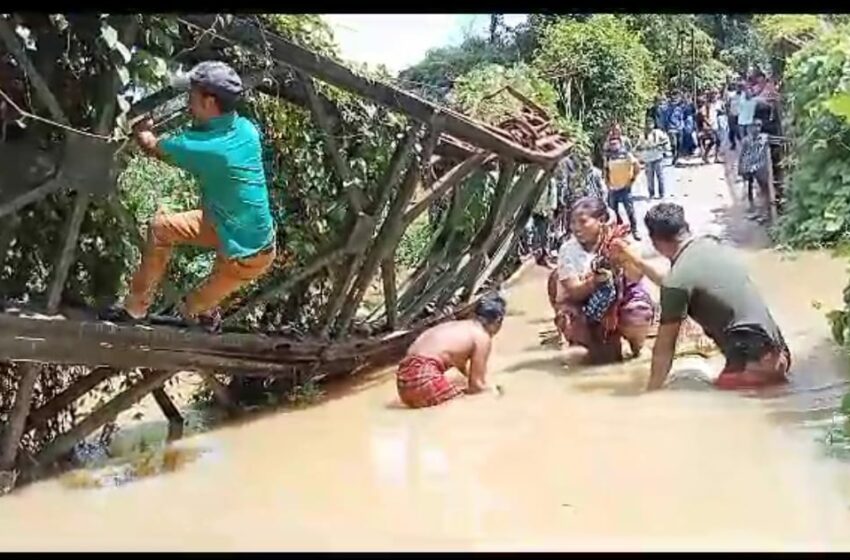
[{"left": 547, "top": 197, "right": 655, "bottom": 363}]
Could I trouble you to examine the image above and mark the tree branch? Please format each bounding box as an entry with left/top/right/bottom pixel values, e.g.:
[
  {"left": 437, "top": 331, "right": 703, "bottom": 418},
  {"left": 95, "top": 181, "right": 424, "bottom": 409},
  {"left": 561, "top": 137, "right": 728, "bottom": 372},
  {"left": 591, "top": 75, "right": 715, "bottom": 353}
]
[{"left": 0, "top": 16, "right": 70, "bottom": 125}]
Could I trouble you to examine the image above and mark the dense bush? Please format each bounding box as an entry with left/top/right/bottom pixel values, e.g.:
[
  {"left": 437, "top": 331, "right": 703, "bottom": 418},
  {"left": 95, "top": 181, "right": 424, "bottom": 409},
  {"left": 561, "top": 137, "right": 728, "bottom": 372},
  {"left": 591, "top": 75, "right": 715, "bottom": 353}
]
[
  {"left": 533, "top": 15, "right": 656, "bottom": 155},
  {"left": 777, "top": 27, "right": 850, "bottom": 247}
]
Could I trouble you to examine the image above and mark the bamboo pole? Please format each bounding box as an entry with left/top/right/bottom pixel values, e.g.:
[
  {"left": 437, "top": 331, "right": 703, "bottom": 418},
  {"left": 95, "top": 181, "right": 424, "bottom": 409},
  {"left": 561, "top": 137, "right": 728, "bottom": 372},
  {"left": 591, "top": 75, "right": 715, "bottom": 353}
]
[
  {"left": 45, "top": 191, "right": 90, "bottom": 314},
  {"left": 381, "top": 258, "right": 398, "bottom": 331},
  {"left": 297, "top": 71, "right": 367, "bottom": 214},
  {"left": 151, "top": 386, "right": 184, "bottom": 442},
  {"left": 329, "top": 121, "right": 443, "bottom": 336},
  {"left": 25, "top": 367, "right": 119, "bottom": 433}
]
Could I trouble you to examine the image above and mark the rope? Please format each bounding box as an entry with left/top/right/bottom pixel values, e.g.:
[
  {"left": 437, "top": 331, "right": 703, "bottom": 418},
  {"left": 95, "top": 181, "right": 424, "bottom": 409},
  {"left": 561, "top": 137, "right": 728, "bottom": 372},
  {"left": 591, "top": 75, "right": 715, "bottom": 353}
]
[
  {"left": 1, "top": 82, "right": 190, "bottom": 157},
  {"left": 0, "top": 85, "right": 119, "bottom": 142}
]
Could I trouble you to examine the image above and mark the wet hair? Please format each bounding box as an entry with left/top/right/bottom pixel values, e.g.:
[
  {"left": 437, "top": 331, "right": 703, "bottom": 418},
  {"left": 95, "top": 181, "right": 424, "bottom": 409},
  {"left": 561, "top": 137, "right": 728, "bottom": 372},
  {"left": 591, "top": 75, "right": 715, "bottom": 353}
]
[
  {"left": 571, "top": 196, "right": 608, "bottom": 222},
  {"left": 474, "top": 292, "right": 506, "bottom": 327},
  {"left": 644, "top": 203, "right": 690, "bottom": 242}
]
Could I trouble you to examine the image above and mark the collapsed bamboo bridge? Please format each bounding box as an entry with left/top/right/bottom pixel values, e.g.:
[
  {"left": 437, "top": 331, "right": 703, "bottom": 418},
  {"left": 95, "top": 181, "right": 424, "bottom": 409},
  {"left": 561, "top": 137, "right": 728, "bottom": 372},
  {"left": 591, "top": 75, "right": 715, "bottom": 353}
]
[{"left": 0, "top": 14, "right": 572, "bottom": 492}]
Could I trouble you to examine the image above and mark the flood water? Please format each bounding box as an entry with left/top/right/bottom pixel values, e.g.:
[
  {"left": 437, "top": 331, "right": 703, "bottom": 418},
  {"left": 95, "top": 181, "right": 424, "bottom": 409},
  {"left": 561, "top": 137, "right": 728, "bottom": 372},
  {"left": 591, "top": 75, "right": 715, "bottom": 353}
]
[{"left": 1, "top": 161, "right": 850, "bottom": 551}]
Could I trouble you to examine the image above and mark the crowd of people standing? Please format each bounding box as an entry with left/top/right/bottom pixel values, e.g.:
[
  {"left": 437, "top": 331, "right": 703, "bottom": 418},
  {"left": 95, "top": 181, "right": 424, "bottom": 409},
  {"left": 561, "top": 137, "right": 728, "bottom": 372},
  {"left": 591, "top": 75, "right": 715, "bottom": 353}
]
[{"left": 397, "top": 69, "right": 791, "bottom": 407}]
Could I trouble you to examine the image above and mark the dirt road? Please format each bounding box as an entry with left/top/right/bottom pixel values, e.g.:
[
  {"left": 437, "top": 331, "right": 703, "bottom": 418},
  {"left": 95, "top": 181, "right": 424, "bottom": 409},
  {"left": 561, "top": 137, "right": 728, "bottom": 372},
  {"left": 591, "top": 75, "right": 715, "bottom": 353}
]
[{"left": 1, "top": 159, "right": 849, "bottom": 551}]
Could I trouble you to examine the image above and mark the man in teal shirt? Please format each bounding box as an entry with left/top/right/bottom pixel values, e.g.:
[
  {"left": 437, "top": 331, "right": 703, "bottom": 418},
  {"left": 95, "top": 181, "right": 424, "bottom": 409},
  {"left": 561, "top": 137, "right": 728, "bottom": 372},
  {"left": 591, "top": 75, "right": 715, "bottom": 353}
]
[{"left": 103, "top": 61, "right": 276, "bottom": 332}]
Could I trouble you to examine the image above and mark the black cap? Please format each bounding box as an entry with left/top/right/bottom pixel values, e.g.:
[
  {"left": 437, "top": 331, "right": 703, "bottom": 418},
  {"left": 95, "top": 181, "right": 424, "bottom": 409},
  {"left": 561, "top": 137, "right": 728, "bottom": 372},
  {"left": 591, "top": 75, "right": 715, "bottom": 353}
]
[{"left": 172, "top": 61, "right": 243, "bottom": 100}]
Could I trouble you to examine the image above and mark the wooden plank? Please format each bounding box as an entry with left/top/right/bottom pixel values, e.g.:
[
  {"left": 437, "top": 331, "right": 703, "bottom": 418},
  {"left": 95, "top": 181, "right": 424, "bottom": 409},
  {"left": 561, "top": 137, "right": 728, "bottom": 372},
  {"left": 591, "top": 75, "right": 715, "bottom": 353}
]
[
  {"left": 0, "top": 335, "right": 296, "bottom": 376},
  {"left": 0, "top": 363, "right": 41, "bottom": 482},
  {"left": 33, "top": 369, "right": 176, "bottom": 471},
  {"left": 183, "top": 15, "right": 573, "bottom": 165},
  {"left": 46, "top": 192, "right": 90, "bottom": 314}
]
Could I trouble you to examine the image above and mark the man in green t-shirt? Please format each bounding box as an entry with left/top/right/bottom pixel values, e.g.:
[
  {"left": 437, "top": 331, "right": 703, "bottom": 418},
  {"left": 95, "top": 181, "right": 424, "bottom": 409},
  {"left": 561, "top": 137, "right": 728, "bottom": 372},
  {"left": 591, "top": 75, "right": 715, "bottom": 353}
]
[
  {"left": 611, "top": 203, "right": 790, "bottom": 390},
  {"left": 102, "top": 61, "right": 276, "bottom": 332}
]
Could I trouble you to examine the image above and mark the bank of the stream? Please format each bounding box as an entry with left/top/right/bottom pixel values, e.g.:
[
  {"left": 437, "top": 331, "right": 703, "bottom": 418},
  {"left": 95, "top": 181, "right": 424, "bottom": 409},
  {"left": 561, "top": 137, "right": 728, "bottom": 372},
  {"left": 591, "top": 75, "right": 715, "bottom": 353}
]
[{"left": 1, "top": 159, "right": 849, "bottom": 551}]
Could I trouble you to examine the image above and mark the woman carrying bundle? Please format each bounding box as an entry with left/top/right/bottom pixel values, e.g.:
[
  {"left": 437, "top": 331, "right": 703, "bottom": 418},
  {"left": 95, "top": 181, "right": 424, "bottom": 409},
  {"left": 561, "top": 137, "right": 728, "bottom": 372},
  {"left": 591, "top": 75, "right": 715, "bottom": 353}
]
[{"left": 547, "top": 197, "right": 655, "bottom": 363}]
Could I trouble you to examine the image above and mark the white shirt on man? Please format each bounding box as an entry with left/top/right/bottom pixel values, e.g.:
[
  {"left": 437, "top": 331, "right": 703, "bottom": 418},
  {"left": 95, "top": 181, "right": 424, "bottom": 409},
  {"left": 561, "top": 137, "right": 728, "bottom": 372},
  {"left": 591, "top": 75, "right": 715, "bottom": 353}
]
[{"left": 738, "top": 97, "right": 758, "bottom": 126}]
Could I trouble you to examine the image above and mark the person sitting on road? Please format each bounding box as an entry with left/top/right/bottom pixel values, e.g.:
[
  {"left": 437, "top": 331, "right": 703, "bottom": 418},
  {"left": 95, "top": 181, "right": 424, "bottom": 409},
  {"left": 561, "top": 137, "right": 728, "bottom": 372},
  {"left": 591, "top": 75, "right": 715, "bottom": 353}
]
[
  {"left": 101, "top": 61, "right": 276, "bottom": 333},
  {"left": 603, "top": 137, "right": 642, "bottom": 240},
  {"left": 610, "top": 203, "right": 791, "bottom": 391},
  {"left": 396, "top": 293, "right": 506, "bottom": 408},
  {"left": 547, "top": 197, "right": 655, "bottom": 364}
]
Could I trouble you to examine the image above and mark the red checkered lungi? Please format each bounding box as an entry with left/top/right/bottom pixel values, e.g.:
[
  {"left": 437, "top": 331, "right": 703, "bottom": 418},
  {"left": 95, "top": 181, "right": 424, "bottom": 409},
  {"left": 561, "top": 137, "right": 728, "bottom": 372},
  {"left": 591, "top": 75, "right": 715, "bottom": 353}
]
[{"left": 397, "top": 355, "right": 463, "bottom": 408}]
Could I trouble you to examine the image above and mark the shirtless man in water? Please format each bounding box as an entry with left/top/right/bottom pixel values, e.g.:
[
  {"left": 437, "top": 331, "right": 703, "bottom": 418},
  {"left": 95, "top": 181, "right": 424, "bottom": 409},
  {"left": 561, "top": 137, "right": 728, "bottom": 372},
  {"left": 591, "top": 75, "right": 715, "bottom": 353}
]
[
  {"left": 611, "top": 203, "right": 791, "bottom": 391},
  {"left": 396, "top": 293, "right": 506, "bottom": 408}
]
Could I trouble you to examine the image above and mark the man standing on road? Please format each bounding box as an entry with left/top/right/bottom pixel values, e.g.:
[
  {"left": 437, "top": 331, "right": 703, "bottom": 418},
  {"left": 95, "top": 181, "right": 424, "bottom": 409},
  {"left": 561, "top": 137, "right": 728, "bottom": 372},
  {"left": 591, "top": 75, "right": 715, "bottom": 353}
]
[
  {"left": 726, "top": 81, "right": 744, "bottom": 151},
  {"left": 101, "top": 61, "right": 277, "bottom": 333},
  {"left": 737, "top": 83, "right": 758, "bottom": 131},
  {"left": 665, "top": 92, "right": 685, "bottom": 165},
  {"left": 604, "top": 137, "right": 642, "bottom": 241},
  {"left": 646, "top": 94, "right": 667, "bottom": 132},
  {"left": 637, "top": 117, "right": 669, "bottom": 200},
  {"left": 531, "top": 173, "right": 559, "bottom": 266},
  {"left": 611, "top": 203, "right": 791, "bottom": 391}
]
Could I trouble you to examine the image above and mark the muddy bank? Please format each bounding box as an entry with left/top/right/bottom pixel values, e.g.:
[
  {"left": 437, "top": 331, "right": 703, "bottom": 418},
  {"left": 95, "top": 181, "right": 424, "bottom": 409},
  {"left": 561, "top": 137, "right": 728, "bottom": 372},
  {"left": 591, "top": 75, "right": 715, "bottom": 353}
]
[{"left": 0, "top": 161, "right": 849, "bottom": 551}]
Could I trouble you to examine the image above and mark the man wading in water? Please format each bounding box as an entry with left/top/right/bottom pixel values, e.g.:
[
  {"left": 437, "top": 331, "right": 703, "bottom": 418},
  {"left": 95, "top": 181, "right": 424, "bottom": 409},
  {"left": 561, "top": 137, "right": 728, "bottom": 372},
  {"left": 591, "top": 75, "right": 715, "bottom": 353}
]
[
  {"left": 396, "top": 293, "right": 506, "bottom": 408},
  {"left": 101, "top": 62, "right": 276, "bottom": 333},
  {"left": 611, "top": 203, "right": 791, "bottom": 390}
]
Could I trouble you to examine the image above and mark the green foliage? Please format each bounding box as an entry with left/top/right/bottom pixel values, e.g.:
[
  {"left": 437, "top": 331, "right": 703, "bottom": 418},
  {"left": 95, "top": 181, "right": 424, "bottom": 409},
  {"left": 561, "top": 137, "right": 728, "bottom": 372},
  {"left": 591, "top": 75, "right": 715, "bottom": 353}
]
[
  {"left": 451, "top": 62, "right": 557, "bottom": 123},
  {"left": 399, "top": 35, "right": 518, "bottom": 102},
  {"left": 622, "top": 15, "right": 730, "bottom": 95},
  {"left": 694, "top": 14, "right": 769, "bottom": 76},
  {"left": 396, "top": 214, "right": 432, "bottom": 269},
  {"left": 777, "top": 27, "right": 850, "bottom": 247},
  {"left": 533, "top": 15, "right": 656, "bottom": 145},
  {"left": 754, "top": 14, "right": 826, "bottom": 77}
]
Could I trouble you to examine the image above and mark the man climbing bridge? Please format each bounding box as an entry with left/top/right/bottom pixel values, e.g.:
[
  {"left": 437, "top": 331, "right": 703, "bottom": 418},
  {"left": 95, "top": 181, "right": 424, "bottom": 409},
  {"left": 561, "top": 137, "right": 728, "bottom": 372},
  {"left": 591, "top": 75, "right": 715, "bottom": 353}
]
[{"left": 102, "top": 61, "right": 276, "bottom": 333}]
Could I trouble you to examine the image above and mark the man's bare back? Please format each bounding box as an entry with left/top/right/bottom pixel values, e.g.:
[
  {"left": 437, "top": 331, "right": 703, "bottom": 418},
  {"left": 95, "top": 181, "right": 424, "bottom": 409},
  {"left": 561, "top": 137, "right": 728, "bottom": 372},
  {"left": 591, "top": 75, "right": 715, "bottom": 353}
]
[
  {"left": 407, "top": 319, "right": 491, "bottom": 378},
  {"left": 397, "top": 294, "right": 506, "bottom": 403}
]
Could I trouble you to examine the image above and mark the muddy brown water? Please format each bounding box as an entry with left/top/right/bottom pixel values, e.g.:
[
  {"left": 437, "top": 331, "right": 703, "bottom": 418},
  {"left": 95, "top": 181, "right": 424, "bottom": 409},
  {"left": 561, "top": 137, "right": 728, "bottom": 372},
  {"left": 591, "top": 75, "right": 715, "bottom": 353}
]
[{"left": 1, "top": 160, "right": 850, "bottom": 551}]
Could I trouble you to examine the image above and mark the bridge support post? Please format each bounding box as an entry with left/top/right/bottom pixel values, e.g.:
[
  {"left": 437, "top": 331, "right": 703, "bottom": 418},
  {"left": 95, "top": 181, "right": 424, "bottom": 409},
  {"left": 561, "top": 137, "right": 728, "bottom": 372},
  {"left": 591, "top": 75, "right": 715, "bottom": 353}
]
[
  {"left": 199, "top": 371, "right": 238, "bottom": 417},
  {"left": 152, "top": 386, "right": 184, "bottom": 442},
  {"left": 0, "top": 362, "right": 41, "bottom": 495}
]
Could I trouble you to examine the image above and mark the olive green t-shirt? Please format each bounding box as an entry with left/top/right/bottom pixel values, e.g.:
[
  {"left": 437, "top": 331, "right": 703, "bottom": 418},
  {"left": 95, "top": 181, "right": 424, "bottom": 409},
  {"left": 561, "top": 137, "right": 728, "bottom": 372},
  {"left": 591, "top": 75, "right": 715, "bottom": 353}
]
[{"left": 659, "top": 236, "right": 785, "bottom": 353}]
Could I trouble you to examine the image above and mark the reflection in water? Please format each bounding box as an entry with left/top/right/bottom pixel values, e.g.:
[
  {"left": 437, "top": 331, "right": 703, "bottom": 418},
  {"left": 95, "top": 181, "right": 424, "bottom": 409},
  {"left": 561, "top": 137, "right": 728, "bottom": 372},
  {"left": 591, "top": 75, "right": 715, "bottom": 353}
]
[{"left": 1, "top": 164, "right": 850, "bottom": 551}]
